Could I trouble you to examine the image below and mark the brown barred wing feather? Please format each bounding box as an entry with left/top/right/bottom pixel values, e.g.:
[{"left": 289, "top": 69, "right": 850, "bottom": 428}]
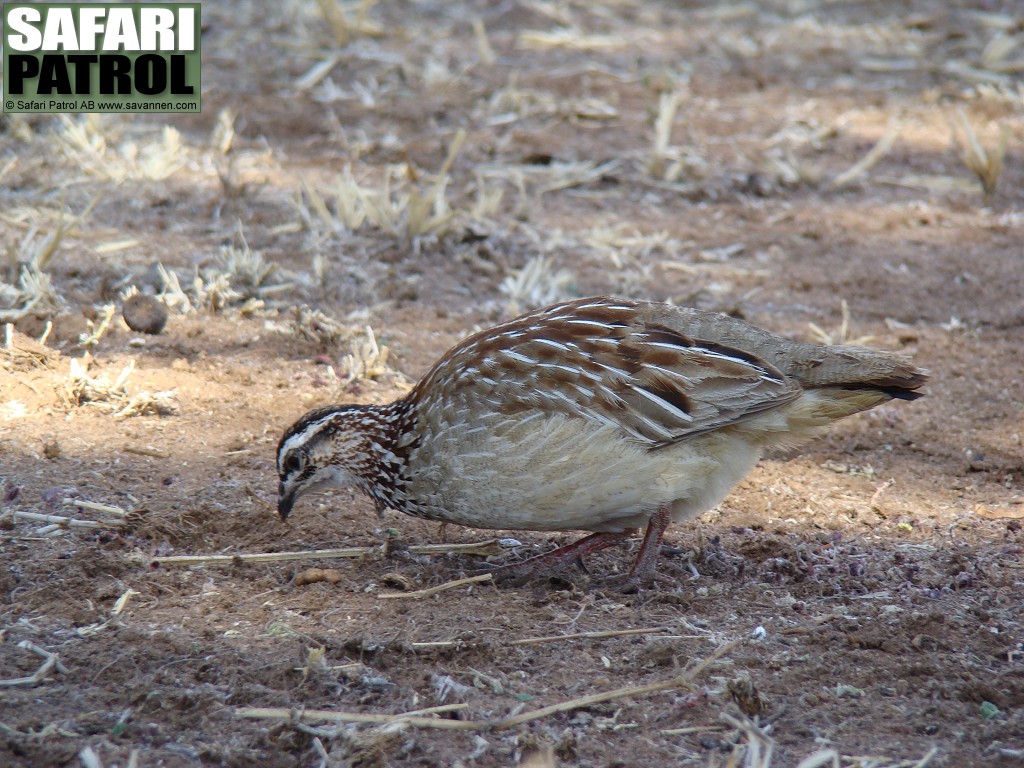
[{"left": 412, "top": 298, "right": 801, "bottom": 447}]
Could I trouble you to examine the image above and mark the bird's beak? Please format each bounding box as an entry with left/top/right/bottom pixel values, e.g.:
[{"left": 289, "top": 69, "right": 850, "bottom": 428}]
[{"left": 278, "top": 482, "right": 296, "bottom": 522}]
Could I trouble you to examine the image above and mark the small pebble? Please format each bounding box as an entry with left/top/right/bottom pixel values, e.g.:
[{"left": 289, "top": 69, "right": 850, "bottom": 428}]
[
  {"left": 122, "top": 294, "right": 168, "bottom": 335},
  {"left": 380, "top": 572, "right": 414, "bottom": 590}
]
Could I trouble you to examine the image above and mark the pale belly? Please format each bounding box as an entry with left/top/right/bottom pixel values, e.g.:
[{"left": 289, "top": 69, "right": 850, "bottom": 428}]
[{"left": 401, "top": 412, "right": 763, "bottom": 532}]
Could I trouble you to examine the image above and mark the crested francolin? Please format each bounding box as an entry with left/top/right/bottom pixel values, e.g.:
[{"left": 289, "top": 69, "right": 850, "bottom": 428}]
[{"left": 278, "top": 297, "right": 926, "bottom": 589}]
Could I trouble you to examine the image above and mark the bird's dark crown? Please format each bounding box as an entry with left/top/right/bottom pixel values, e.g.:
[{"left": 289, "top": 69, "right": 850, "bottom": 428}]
[{"left": 276, "top": 404, "right": 378, "bottom": 457}]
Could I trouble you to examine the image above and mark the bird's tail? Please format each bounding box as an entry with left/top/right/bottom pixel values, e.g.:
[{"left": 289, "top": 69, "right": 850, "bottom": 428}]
[
  {"left": 749, "top": 345, "right": 927, "bottom": 450},
  {"left": 782, "top": 343, "right": 928, "bottom": 394}
]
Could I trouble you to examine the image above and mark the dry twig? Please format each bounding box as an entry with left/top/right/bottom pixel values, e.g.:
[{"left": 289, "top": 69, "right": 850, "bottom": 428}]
[
  {"left": 807, "top": 300, "right": 876, "bottom": 347},
  {"left": 13, "top": 510, "right": 125, "bottom": 531},
  {"left": 148, "top": 540, "right": 506, "bottom": 567},
  {"left": 828, "top": 119, "right": 903, "bottom": 190},
  {"left": 488, "top": 640, "right": 734, "bottom": 729},
  {"left": 237, "top": 702, "right": 470, "bottom": 729},
  {"left": 0, "top": 641, "right": 69, "bottom": 687},
  {"left": 378, "top": 573, "right": 493, "bottom": 599},
  {"left": 63, "top": 498, "right": 127, "bottom": 517},
  {"left": 237, "top": 639, "right": 738, "bottom": 731},
  {"left": 409, "top": 625, "right": 688, "bottom": 650}
]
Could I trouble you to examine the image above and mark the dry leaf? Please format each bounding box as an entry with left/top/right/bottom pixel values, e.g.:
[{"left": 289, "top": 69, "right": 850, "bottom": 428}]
[{"left": 973, "top": 504, "right": 1024, "bottom": 520}]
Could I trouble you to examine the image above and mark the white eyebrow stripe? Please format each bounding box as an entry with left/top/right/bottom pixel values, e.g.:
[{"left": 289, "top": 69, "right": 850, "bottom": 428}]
[
  {"left": 279, "top": 413, "right": 336, "bottom": 463},
  {"left": 629, "top": 385, "right": 693, "bottom": 423}
]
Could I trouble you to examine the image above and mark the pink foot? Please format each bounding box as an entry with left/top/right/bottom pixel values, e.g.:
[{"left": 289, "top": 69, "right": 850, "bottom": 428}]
[
  {"left": 618, "top": 504, "right": 672, "bottom": 593},
  {"left": 493, "top": 531, "right": 628, "bottom": 584}
]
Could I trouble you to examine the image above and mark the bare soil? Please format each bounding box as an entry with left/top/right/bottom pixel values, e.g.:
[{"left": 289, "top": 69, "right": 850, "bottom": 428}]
[{"left": 2, "top": 2, "right": 1023, "bottom": 766}]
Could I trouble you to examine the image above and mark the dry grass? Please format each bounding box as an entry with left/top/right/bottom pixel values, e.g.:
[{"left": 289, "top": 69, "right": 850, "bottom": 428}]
[
  {"left": 336, "top": 325, "right": 396, "bottom": 384},
  {"left": 0, "top": 212, "right": 76, "bottom": 322},
  {"left": 708, "top": 711, "right": 940, "bottom": 768},
  {"left": 77, "top": 304, "right": 116, "bottom": 348},
  {"left": 155, "top": 264, "right": 199, "bottom": 314},
  {"left": 980, "top": 30, "right": 1023, "bottom": 74},
  {"left": 586, "top": 225, "right": 680, "bottom": 270},
  {"left": 484, "top": 78, "right": 619, "bottom": 126},
  {"left": 500, "top": 254, "right": 575, "bottom": 310},
  {"left": 806, "top": 300, "right": 876, "bottom": 347},
  {"left": 647, "top": 90, "right": 704, "bottom": 183},
  {"left": 828, "top": 120, "right": 904, "bottom": 190},
  {"left": 312, "top": 0, "right": 383, "bottom": 47},
  {"left": 213, "top": 239, "right": 279, "bottom": 298},
  {"left": 288, "top": 305, "right": 352, "bottom": 350},
  {"left": 951, "top": 109, "right": 1009, "bottom": 202},
  {"left": 154, "top": 237, "right": 284, "bottom": 316},
  {"left": 296, "top": 130, "right": 490, "bottom": 250},
  {"left": 59, "top": 357, "right": 177, "bottom": 417},
  {"left": 517, "top": 29, "right": 624, "bottom": 52},
  {"left": 56, "top": 116, "right": 188, "bottom": 182},
  {"left": 279, "top": 308, "right": 405, "bottom": 385}
]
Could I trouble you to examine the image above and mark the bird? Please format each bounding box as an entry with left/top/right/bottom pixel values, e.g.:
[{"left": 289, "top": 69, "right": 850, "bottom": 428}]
[{"left": 277, "top": 296, "right": 926, "bottom": 590}]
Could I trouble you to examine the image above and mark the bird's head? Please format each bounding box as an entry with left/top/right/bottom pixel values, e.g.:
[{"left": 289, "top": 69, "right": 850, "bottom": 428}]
[{"left": 276, "top": 404, "right": 387, "bottom": 521}]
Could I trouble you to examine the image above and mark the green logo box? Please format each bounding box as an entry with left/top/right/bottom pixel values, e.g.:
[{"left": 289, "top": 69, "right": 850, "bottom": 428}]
[{"left": 3, "top": 3, "right": 201, "bottom": 113}]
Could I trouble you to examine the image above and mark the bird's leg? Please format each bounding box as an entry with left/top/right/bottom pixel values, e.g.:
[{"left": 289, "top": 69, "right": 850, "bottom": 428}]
[
  {"left": 619, "top": 503, "right": 673, "bottom": 593},
  {"left": 495, "top": 531, "right": 629, "bottom": 583}
]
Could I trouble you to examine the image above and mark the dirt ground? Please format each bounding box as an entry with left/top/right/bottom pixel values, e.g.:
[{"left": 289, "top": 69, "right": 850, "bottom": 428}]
[{"left": 2, "top": 1, "right": 1023, "bottom": 766}]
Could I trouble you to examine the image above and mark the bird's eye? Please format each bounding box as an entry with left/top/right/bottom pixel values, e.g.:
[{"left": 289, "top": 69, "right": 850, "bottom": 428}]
[{"left": 284, "top": 453, "right": 305, "bottom": 474}]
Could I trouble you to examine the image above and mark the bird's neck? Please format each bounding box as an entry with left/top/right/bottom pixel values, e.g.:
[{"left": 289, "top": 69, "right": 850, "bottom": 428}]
[{"left": 348, "top": 398, "right": 419, "bottom": 511}]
